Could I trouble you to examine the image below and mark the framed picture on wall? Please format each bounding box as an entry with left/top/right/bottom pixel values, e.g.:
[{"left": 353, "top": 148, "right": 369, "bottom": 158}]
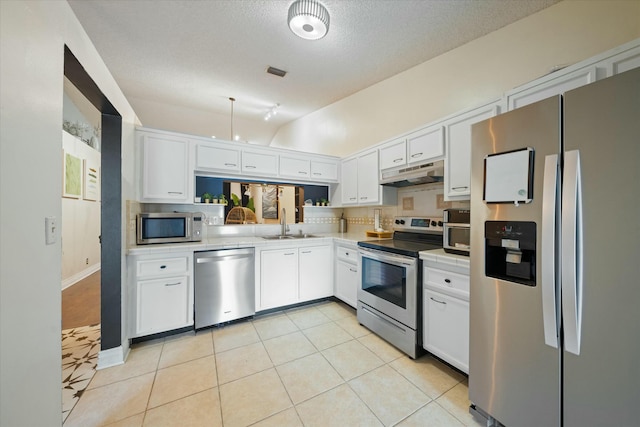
[
  {"left": 262, "top": 185, "right": 278, "bottom": 219},
  {"left": 63, "top": 150, "right": 82, "bottom": 199},
  {"left": 83, "top": 159, "right": 100, "bottom": 201}
]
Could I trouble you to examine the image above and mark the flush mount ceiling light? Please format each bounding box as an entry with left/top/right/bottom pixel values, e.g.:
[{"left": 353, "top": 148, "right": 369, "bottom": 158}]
[{"left": 288, "top": 0, "right": 330, "bottom": 40}]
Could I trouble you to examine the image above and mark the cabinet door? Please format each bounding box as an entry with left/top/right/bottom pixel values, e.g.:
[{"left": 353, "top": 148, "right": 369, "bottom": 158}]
[
  {"left": 423, "top": 288, "right": 469, "bottom": 373},
  {"left": 260, "top": 248, "right": 298, "bottom": 310},
  {"left": 379, "top": 140, "right": 406, "bottom": 170},
  {"left": 507, "top": 66, "right": 597, "bottom": 111},
  {"left": 407, "top": 126, "right": 444, "bottom": 164},
  {"left": 341, "top": 157, "right": 358, "bottom": 205},
  {"left": 335, "top": 260, "right": 358, "bottom": 308},
  {"left": 445, "top": 104, "right": 498, "bottom": 201},
  {"left": 357, "top": 150, "right": 380, "bottom": 204},
  {"left": 310, "top": 159, "right": 339, "bottom": 182},
  {"left": 141, "top": 134, "right": 191, "bottom": 202},
  {"left": 280, "top": 156, "right": 311, "bottom": 180},
  {"left": 299, "top": 245, "right": 332, "bottom": 302},
  {"left": 195, "top": 142, "right": 240, "bottom": 173},
  {"left": 136, "top": 276, "right": 190, "bottom": 335},
  {"left": 242, "top": 150, "right": 278, "bottom": 176}
]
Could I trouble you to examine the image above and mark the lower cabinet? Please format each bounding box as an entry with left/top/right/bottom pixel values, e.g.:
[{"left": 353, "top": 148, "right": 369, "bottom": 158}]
[
  {"left": 259, "top": 244, "right": 332, "bottom": 311},
  {"left": 129, "top": 252, "right": 193, "bottom": 338},
  {"left": 334, "top": 244, "right": 358, "bottom": 308},
  {"left": 423, "top": 289, "right": 469, "bottom": 373}
]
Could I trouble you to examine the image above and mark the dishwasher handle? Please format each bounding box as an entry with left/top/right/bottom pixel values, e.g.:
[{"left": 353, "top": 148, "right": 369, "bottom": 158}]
[{"left": 195, "top": 248, "right": 255, "bottom": 263}]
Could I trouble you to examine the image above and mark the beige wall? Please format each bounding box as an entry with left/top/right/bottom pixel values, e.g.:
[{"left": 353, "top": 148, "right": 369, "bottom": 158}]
[
  {"left": 0, "top": 1, "right": 138, "bottom": 425},
  {"left": 271, "top": 0, "right": 640, "bottom": 157}
]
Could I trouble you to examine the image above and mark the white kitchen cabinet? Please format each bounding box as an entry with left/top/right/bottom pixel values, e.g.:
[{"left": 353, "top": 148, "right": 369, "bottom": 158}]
[
  {"left": 299, "top": 245, "right": 333, "bottom": 302},
  {"left": 423, "top": 288, "right": 469, "bottom": 373},
  {"left": 130, "top": 253, "right": 193, "bottom": 338},
  {"left": 195, "top": 141, "right": 240, "bottom": 173},
  {"left": 310, "top": 159, "right": 339, "bottom": 182},
  {"left": 139, "top": 132, "right": 192, "bottom": 203},
  {"left": 379, "top": 139, "right": 407, "bottom": 170},
  {"left": 342, "top": 149, "right": 396, "bottom": 206},
  {"left": 601, "top": 44, "right": 640, "bottom": 76},
  {"left": 137, "top": 276, "right": 190, "bottom": 335},
  {"left": 260, "top": 247, "right": 299, "bottom": 310},
  {"left": 444, "top": 102, "right": 500, "bottom": 201},
  {"left": 506, "top": 65, "right": 597, "bottom": 111},
  {"left": 242, "top": 148, "right": 278, "bottom": 176},
  {"left": 279, "top": 155, "right": 311, "bottom": 180},
  {"left": 407, "top": 125, "right": 444, "bottom": 164},
  {"left": 334, "top": 243, "right": 358, "bottom": 308}
]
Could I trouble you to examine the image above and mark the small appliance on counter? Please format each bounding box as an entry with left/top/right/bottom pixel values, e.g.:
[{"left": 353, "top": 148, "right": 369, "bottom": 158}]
[
  {"left": 339, "top": 213, "right": 347, "bottom": 233},
  {"left": 443, "top": 208, "right": 470, "bottom": 256},
  {"left": 136, "top": 212, "right": 203, "bottom": 245}
]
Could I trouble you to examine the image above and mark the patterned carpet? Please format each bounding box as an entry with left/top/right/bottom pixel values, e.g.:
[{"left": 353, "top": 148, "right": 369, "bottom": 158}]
[{"left": 62, "top": 324, "right": 100, "bottom": 423}]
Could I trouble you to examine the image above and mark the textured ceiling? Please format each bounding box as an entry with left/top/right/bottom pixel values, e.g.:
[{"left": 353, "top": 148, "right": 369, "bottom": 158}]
[{"left": 68, "top": 0, "right": 561, "bottom": 145}]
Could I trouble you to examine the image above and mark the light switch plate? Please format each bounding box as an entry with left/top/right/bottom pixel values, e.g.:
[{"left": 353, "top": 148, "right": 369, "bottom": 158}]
[{"left": 45, "top": 216, "right": 57, "bottom": 245}]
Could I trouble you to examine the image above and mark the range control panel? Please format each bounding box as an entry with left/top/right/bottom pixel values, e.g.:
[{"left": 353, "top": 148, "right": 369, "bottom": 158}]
[{"left": 393, "top": 216, "right": 443, "bottom": 233}]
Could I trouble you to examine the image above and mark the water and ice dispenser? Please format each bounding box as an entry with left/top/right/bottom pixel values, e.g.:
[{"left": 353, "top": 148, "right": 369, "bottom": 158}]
[{"left": 485, "top": 221, "right": 536, "bottom": 286}]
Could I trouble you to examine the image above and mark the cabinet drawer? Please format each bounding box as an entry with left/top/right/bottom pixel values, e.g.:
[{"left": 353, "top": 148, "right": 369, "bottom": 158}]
[
  {"left": 424, "top": 267, "right": 469, "bottom": 298},
  {"left": 336, "top": 246, "right": 357, "bottom": 264},
  {"left": 137, "top": 257, "right": 188, "bottom": 277}
]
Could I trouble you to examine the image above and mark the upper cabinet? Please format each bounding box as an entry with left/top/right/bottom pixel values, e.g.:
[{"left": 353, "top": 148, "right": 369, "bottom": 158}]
[
  {"left": 279, "top": 155, "right": 311, "bottom": 180},
  {"left": 310, "top": 159, "right": 339, "bottom": 182},
  {"left": 506, "top": 66, "right": 597, "bottom": 111},
  {"left": 444, "top": 101, "right": 501, "bottom": 201},
  {"left": 241, "top": 148, "right": 279, "bottom": 177},
  {"left": 379, "top": 125, "right": 445, "bottom": 171},
  {"left": 138, "top": 131, "right": 193, "bottom": 204},
  {"left": 342, "top": 149, "right": 396, "bottom": 206},
  {"left": 195, "top": 141, "right": 240, "bottom": 173}
]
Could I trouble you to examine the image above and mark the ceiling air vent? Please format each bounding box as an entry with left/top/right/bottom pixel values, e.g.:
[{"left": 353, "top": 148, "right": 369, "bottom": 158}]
[{"left": 266, "top": 66, "right": 287, "bottom": 77}]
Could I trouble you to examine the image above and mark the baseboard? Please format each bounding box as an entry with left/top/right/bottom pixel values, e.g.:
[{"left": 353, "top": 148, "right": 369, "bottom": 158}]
[
  {"left": 62, "top": 263, "right": 101, "bottom": 290},
  {"left": 97, "top": 343, "right": 130, "bottom": 370}
]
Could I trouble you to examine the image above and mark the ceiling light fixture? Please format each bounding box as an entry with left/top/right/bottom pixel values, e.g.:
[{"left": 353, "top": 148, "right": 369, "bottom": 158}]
[
  {"left": 228, "top": 97, "right": 239, "bottom": 141},
  {"left": 288, "top": 0, "right": 330, "bottom": 40},
  {"left": 264, "top": 104, "right": 280, "bottom": 121}
]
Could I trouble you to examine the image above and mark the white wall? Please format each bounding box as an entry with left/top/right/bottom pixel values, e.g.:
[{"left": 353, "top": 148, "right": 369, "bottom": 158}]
[
  {"left": 271, "top": 0, "right": 640, "bottom": 157},
  {"left": 62, "top": 131, "right": 101, "bottom": 289},
  {"left": 0, "top": 1, "right": 138, "bottom": 426}
]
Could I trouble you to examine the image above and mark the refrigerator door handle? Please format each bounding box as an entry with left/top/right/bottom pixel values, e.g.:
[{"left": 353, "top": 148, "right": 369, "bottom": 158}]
[
  {"left": 562, "top": 149, "right": 583, "bottom": 355},
  {"left": 542, "top": 154, "right": 560, "bottom": 348}
]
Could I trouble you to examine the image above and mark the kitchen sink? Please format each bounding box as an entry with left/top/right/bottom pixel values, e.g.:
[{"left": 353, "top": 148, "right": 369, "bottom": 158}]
[{"left": 262, "top": 234, "right": 319, "bottom": 240}]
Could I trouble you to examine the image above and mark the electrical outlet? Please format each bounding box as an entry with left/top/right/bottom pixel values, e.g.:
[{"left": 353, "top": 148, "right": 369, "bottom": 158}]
[{"left": 85, "top": 258, "right": 89, "bottom": 265}]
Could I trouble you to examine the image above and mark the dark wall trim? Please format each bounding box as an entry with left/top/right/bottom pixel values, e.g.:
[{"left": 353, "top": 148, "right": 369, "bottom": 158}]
[{"left": 63, "top": 46, "right": 122, "bottom": 351}]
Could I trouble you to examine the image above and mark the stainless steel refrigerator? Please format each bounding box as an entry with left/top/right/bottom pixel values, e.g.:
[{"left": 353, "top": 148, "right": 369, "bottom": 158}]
[{"left": 468, "top": 68, "right": 640, "bottom": 427}]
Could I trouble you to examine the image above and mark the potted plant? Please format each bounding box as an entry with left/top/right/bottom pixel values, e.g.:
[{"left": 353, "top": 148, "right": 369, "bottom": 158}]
[
  {"left": 202, "top": 192, "right": 213, "bottom": 203},
  {"left": 320, "top": 198, "right": 328, "bottom": 206},
  {"left": 219, "top": 194, "right": 228, "bottom": 205},
  {"left": 316, "top": 199, "right": 321, "bottom": 206}
]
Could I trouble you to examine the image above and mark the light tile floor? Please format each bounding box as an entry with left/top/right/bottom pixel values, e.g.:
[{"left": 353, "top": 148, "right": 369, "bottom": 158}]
[{"left": 64, "top": 301, "right": 484, "bottom": 427}]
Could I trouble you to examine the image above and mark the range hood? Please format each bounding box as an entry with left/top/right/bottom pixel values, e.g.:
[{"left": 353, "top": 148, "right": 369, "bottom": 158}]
[{"left": 380, "top": 160, "right": 444, "bottom": 187}]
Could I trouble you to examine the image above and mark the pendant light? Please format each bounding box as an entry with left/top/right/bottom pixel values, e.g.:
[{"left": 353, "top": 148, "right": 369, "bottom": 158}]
[
  {"left": 228, "top": 97, "right": 236, "bottom": 141},
  {"left": 288, "top": 0, "right": 330, "bottom": 40}
]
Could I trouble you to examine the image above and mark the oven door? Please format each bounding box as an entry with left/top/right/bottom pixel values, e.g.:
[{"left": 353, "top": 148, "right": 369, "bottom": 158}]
[{"left": 358, "top": 247, "right": 417, "bottom": 329}]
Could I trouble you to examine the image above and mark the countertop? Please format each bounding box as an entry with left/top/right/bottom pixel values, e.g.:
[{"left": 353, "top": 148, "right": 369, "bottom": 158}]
[
  {"left": 127, "top": 232, "right": 385, "bottom": 255},
  {"left": 419, "top": 248, "right": 470, "bottom": 271}
]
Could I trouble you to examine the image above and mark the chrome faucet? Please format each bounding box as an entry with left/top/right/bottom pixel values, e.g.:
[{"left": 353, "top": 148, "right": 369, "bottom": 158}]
[{"left": 280, "top": 208, "right": 287, "bottom": 236}]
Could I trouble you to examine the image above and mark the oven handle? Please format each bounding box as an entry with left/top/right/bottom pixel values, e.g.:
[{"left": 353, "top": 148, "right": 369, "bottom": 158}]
[{"left": 358, "top": 247, "right": 416, "bottom": 267}]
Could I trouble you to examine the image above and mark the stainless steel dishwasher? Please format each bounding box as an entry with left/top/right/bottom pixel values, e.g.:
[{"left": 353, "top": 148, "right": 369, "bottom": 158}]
[{"left": 194, "top": 248, "right": 255, "bottom": 329}]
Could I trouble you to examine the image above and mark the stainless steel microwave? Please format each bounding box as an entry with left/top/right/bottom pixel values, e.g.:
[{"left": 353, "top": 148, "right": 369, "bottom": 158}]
[
  {"left": 136, "top": 212, "right": 203, "bottom": 245},
  {"left": 443, "top": 209, "right": 470, "bottom": 256}
]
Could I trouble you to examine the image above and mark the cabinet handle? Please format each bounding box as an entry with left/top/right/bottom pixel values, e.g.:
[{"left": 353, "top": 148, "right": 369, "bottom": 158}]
[
  {"left": 360, "top": 196, "right": 368, "bottom": 200},
  {"left": 350, "top": 197, "right": 357, "bottom": 201},
  {"left": 301, "top": 250, "right": 311, "bottom": 254},
  {"left": 168, "top": 191, "right": 183, "bottom": 195},
  {"left": 160, "top": 265, "right": 167, "bottom": 269},
  {"left": 284, "top": 252, "right": 295, "bottom": 256},
  {"left": 165, "top": 282, "right": 181, "bottom": 287},
  {"left": 245, "top": 165, "right": 256, "bottom": 169},
  {"left": 411, "top": 152, "right": 423, "bottom": 158},
  {"left": 444, "top": 278, "right": 451, "bottom": 283},
  {"left": 313, "top": 172, "right": 321, "bottom": 176},
  {"left": 393, "top": 158, "right": 403, "bottom": 163},
  {"left": 430, "top": 297, "right": 447, "bottom": 305},
  {"left": 224, "top": 163, "right": 237, "bottom": 167},
  {"left": 452, "top": 186, "right": 468, "bottom": 191},
  {"left": 298, "top": 171, "right": 308, "bottom": 175},
  {"left": 349, "top": 268, "right": 357, "bottom": 272}
]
